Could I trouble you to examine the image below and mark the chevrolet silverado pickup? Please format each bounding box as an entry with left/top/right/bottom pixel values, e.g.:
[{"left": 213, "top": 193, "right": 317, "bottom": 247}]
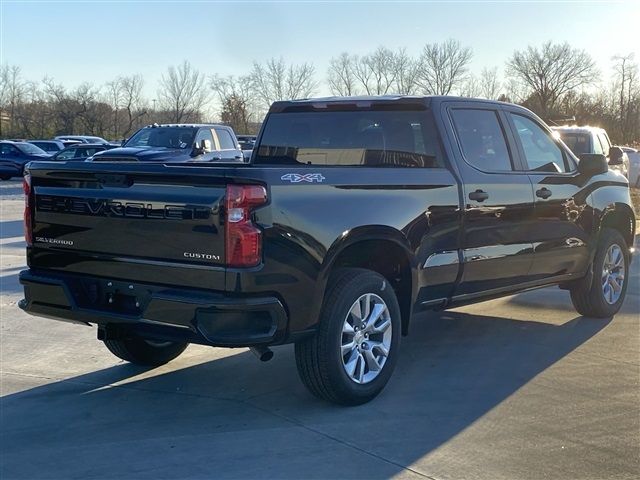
[{"left": 19, "top": 96, "right": 636, "bottom": 405}]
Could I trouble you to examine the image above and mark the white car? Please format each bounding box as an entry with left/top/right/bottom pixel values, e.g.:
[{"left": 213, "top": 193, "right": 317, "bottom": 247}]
[
  {"left": 552, "top": 126, "right": 629, "bottom": 179},
  {"left": 622, "top": 147, "right": 639, "bottom": 187}
]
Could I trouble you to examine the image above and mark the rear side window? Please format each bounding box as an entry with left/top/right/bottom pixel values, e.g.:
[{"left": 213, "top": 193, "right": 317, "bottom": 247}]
[
  {"left": 451, "top": 109, "right": 512, "bottom": 171},
  {"left": 511, "top": 114, "right": 567, "bottom": 173},
  {"left": 254, "top": 110, "right": 443, "bottom": 168}
]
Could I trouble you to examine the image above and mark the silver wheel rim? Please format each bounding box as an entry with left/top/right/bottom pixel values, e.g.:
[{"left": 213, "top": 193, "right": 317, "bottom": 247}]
[
  {"left": 341, "top": 293, "right": 392, "bottom": 384},
  {"left": 602, "top": 244, "right": 625, "bottom": 305}
]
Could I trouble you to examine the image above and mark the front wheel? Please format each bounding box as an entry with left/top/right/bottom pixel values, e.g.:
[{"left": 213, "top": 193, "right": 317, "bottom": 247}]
[
  {"left": 570, "top": 228, "right": 630, "bottom": 318},
  {"left": 103, "top": 336, "right": 188, "bottom": 366},
  {"left": 295, "top": 268, "right": 401, "bottom": 405}
]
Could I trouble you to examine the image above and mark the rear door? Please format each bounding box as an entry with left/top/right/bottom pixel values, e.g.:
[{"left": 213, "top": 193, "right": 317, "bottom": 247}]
[
  {"left": 444, "top": 102, "right": 536, "bottom": 297},
  {"left": 28, "top": 164, "right": 228, "bottom": 290},
  {"left": 504, "top": 109, "right": 591, "bottom": 280}
]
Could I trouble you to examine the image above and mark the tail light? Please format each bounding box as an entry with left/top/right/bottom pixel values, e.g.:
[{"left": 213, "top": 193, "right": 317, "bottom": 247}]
[
  {"left": 225, "top": 184, "right": 267, "bottom": 267},
  {"left": 23, "top": 173, "right": 33, "bottom": 246}
]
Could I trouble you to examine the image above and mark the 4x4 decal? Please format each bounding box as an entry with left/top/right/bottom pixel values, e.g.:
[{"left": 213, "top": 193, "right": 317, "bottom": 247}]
[{"left": 281, "top": 173, "right": 326, "bottom": 183}]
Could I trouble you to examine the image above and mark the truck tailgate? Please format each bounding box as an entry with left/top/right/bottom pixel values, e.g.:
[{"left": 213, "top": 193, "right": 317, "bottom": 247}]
[{"left": 27, "top": 164, "right": 227, "bottom": 290}]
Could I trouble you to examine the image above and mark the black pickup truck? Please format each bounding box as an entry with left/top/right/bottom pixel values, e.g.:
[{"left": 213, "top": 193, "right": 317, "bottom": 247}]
[{"left": 19, "top": 96, "right": 635, "bottom": 405}]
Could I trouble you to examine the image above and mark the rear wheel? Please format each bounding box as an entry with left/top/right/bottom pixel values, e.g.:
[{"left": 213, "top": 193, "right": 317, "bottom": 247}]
[
  {"left": 103, "top": 336, "right": 188, "bottom": 366},
  {"left": 295, "top": 268, "right": 401, "bottom": 405},
  {"left": 570, "top": 228, "right": 630, "bottom": 318}
]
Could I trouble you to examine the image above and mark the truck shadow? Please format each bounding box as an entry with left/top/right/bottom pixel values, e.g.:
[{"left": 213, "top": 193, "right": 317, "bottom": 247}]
[{"left": 0, "top": 311, "right": 611, "bottom": 478}]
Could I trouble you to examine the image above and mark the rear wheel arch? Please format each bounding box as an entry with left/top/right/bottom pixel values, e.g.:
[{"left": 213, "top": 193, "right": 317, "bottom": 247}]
[{"left": 317, "top": 229, "right": 416, "bottom": 336}]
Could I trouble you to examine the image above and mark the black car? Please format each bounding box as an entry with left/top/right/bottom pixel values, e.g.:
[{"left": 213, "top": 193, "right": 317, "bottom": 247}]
[
  {"left": 0, "top": 141, "right": 51, "bottom": 179},
  {"left": 28, "top": 140, "right": 66, "bottom": 153},
  {"left": 51, "top": 144, "right": 117, "bottom": 162},
  {"left": 19, "top": 96, "right": 635, "bottom": 405},
  {"left": 90, "top": 124, "right": 244, "bottom": 163}
]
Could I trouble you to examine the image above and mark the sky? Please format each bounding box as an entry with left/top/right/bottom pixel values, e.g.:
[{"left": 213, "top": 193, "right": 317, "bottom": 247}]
[{"left": 1, "top": 0, "right": 639, "bottom": 100}]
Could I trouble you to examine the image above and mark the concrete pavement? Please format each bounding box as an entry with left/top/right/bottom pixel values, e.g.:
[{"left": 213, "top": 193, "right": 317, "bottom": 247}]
[{"left": 1, "top": 179, "right": 638, "bottom": 479}]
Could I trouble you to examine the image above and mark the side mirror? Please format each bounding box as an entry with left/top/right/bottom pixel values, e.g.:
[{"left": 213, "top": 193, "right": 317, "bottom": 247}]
[
  {"left": 192, "top": 141, "right": 204, "bottom": 156},
  {"left": 578, "top": 153, "right": 608, "bottom": 176},
  {"left": 608, "top": 146, "right": 624, "bottom": 166},
  {"left": 121, "top": 138, "right": 127, "bottom": 146}
]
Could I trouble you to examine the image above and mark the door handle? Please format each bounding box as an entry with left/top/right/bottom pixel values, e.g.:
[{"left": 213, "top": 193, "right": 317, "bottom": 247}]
[
  {"left": 468, "top": 190, "right": 489, "bottom": 202},
  {"left": 536, "top": 188, "right": 552, "bottom": 199}
]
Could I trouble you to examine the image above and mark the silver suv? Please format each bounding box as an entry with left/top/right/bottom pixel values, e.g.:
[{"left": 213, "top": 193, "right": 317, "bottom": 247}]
[{"left": 552, "top": 126, "right": 629, "bottom": 178}]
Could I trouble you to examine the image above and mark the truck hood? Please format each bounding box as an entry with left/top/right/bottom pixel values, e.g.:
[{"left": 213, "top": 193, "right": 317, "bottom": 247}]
[{"left": 91, "top": 146, "right": 192, "bottom": 162}]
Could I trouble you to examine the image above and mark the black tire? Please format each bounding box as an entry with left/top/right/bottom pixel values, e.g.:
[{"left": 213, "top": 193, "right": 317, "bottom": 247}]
[
  {"left": 295, "top": 268, "right": 401, "bottom": 405},
  {"left": 0, "top": 175, "right": 11, "bottom": 181},
  {"left": 570, "top": 228, "right": 630, "bottom": 318},
  {"left": 103, "top": 336, "right": 188, "bottom": 366}
]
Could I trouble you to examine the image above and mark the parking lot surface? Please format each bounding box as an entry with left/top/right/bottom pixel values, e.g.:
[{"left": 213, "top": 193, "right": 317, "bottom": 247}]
[{"left": 1, "top": 178, "right": 638, "bottom": 479}]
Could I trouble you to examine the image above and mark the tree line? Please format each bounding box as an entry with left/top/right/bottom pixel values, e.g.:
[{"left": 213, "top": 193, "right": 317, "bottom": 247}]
[{"left": 1, "top": 40, "right": 638, "bottom": 144}]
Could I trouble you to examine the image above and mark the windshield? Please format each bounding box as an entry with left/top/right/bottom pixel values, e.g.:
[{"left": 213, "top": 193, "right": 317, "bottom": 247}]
[
  {"left": 558, "top": 132, "right": 591, "bottom": 155},
  {"left": 254, "top": 110, "right": 442, "bottom": 168},
  {"left": 17, "top": 143, "right": 47, "bottom": 155},
  {"left": 125, "top": 127, "right": 197, "bottom": 149}
]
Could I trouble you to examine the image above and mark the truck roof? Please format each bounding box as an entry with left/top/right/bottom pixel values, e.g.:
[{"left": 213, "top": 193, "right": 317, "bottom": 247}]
[
  {"left": 551, "top": 125, "right": 607, "bottom": 134},
  {"left": 269, "top": 95, "right": 512, "bottom": 113}
]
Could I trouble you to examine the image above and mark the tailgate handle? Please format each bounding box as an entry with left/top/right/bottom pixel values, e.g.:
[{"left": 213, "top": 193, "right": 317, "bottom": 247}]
[{"left": 96, "top": 174, "right": 131, "bottom": 187}]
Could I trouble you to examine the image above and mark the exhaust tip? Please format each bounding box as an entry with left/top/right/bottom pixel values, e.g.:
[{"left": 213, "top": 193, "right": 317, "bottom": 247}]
[{"left": 250, "top": 346, "right": 274, "bottom": 362}]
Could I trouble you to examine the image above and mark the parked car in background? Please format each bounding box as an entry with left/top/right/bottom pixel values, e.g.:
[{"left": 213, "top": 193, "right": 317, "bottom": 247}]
[
  {"left": 54, "top": 135, "right": 109, "bottom": 145},
  {"left": 237, "top": 135, "right": 256, "bottom": 161},
  {"left": 0, "top": 141, "right": 51, "bottom": 179},
  {"left": 51, "top": 143, "right": 117, "bottom": 162},
  {"left": 28, "top": 140, "right": 66, "bottom": 153},
  {"left": 89, "top": 124, "right": 244, "bottom": 163},
  {"left": 621, "top": 146, "right": 639, "bottom": 187},
  {"left": 552, "top": 126, "right": 629, "bottom": 178}
]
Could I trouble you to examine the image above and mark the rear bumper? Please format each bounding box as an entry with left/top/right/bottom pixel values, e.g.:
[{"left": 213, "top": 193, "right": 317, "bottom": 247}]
[{"left": 19, "top": 270, "right": 288, "bottom": 347}]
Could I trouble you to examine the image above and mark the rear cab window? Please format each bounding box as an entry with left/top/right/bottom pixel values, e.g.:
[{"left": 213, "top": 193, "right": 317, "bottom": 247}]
[{"left": 254, "top": 108, "right": 444, "bottom": 168}]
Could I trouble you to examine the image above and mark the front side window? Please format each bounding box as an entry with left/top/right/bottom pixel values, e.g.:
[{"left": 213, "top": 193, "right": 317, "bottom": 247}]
[
  {"left": 451, "top": 108, "right": 512, "bottom": 172},
  {"left": 511, "top": 114, "right": 567, "bottom": 173},
  {"left": 55, "top": 148, "right": 77, "bottom": 160},
  {"left": 0, "top": 144, "right": 20, "bottom": 156},
  {"left": 195, "top": 129, "right": 214, "bottom": 151},
  {"left": 255, "top": 109, "right": 443, "bottom": 168}
]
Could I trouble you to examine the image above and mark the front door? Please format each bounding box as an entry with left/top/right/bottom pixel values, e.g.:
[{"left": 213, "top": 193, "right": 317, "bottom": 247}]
[{"left": 504, "top": 110, "right": 591, "bottom": 281}]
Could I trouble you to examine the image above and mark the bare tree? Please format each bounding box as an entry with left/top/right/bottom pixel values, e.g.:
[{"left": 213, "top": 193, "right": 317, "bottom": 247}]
[
  {"left": 158, "top": 61, "right": 210, "bottom": 123},
  {"left": 250, "top": 58, "right": 317, "bottom": 109},
  {"left": 0, "top": 65, "right": 26, "bottom": 136},
  {"left": 120, "top": 75, "right": 146, "bottom": 137},
  {"left": 612, "top": 54, "right": 639, "bottom": 143},
  {"left": 105, "top": 77, "right": 123, "bottom": 138},
  {"left": 327, "top": 53, "right": 359, "bottom": 96},
  {"left": 480, "top": 67, "right": 501, "bottom": 100},
  {"left": 506, "top": 41, "right": 598, "bottom": 118},
  {"left": 460, "top": 74, "right": 481, "bottom": 98},
  {"left": 416, "top": 39, "right": 473, "bottom": 95},
  {"left": 210, "top": 74, "right": 256, "bottom": 133},
  {"left": 394, "top": 48, "right": 420, "bottom": 95}
]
